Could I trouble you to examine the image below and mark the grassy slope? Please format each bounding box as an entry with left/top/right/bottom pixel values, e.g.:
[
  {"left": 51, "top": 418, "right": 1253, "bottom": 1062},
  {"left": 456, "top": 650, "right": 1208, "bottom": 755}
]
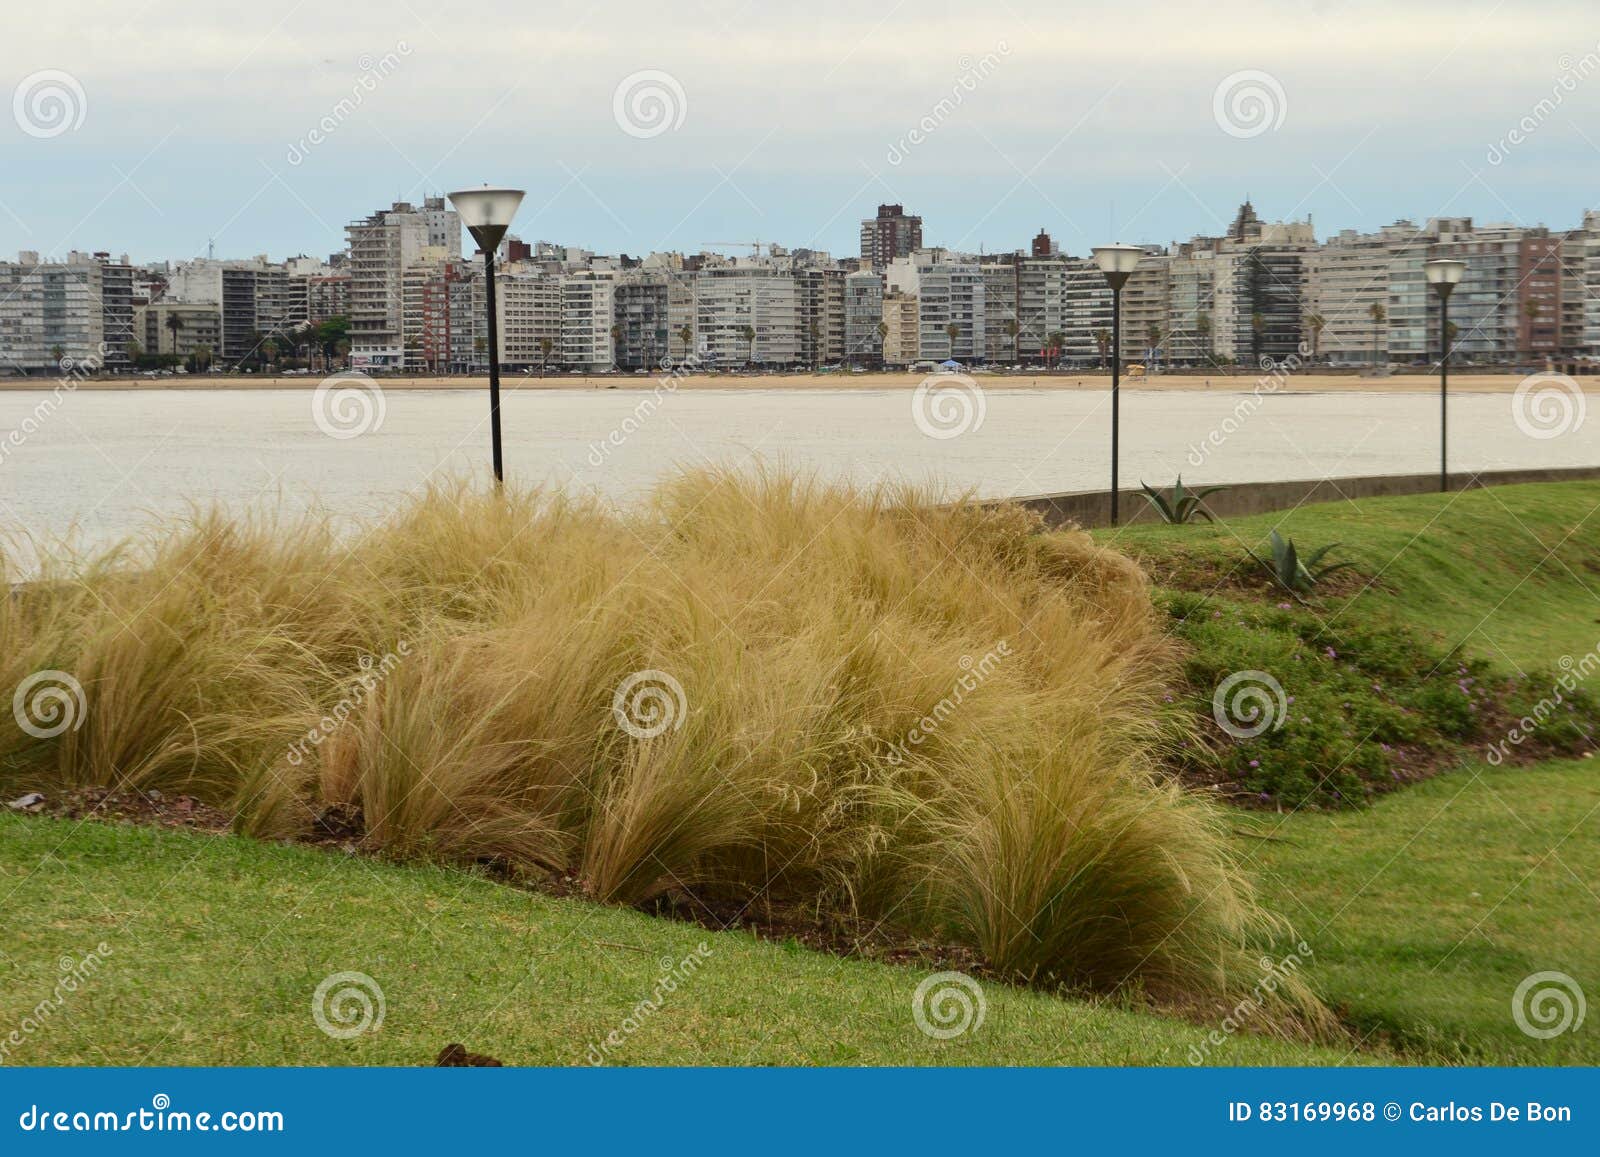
[
  {"left": 1236, "top": 759, "right": 1599, "bottom": 1064},
  {"left": 1103, "top": 480, "right": 1600, "bottom": 671},
  {"left": 0, "top": 816, "right": 1355, "bottom": 1067}
]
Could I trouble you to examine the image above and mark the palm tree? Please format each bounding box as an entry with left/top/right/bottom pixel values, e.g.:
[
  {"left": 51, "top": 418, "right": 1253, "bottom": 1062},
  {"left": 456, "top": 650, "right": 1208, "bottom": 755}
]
[
  {"left": 1305, "top": 312, "right": 1325, "bottom": 363},
  {"left": 165, "top": 313, "right": 184, "bottom": 359},
  {"left": 739, "top": 324, "right": 756, "bottom": 368},
  {"left": 944, "top": 321, "right": 960, "bottom": 363},
  {"left": 1523, "top": 298, "right": 1542, "bottom": 362},
  {"left": 1004, "top": 318, "right": 1020, "bottom": 364},
  {"left": 1145, "top": 322, "right": 1163, "bottom": 370},
  {"left": 609, "top": 324, "right": 624, "bottom": 370},
  {"left": 1044, "top": 330, "right": 1066, "bottom": 370},
  {"left": 1194, "top": 312, "right": 1213, "bottom": 364},
  {"left": 1091, "top": 328, "right": 1111, "bottom": 370},
  {"left": 538, "top": 336, "right": 554, "bottom": 378},
  {"left": 677, "top": 323, "right": 693, "bottom": 363},
  {"left": 876, "top": 320, "right": 890, "bottom": 367},
  {"left": 1368, "top": 301, "right": 1388, "bottom": 371},
  {"left": 808, "top": 320, "right": 822, "bottom": 369}
]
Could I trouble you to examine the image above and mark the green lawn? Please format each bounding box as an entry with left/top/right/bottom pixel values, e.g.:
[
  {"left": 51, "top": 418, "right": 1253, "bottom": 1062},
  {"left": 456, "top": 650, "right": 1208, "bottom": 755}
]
[
  {"left": 1103, "top": 480, "right": 1600, "bottom": 671},
  {"left": 1236, "top": 758, "right": 1599, "bottom": 1064},
  {"left": 0, "top": 815, "right": 1356, "bottom": 1067}
]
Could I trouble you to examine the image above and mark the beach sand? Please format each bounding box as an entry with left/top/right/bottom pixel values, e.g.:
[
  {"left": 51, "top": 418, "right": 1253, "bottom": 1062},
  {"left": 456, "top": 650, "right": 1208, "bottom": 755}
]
[{"left": 1, "top": 369, "right": 1574, "bottom": 393}]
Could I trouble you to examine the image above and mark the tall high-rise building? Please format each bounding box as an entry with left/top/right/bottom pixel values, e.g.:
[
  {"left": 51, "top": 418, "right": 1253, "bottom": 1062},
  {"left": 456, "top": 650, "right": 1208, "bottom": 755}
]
[
  {"left": 860, "top": 204, "right": 923, "bottom": 271},
  {"left": 843, "top": 269, "right": 885, "bottom": 366},
  {"left": 345, "top": 197, "right": 460, "bottom": 370},
  {"left": 885, "top": 249, "right": 985, "bottom": 363}
]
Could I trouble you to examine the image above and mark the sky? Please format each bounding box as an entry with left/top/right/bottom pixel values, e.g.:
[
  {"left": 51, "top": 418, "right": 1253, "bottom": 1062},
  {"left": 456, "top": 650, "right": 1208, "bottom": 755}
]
[{"left": 5, "top": 0, "right": 1600, "bottom": 265}]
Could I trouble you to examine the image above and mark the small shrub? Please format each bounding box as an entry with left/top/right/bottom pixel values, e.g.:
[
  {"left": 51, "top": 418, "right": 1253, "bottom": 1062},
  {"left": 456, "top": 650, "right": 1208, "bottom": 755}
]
[
  {"left": 1139, "top": 477, "right": 1228, "bottom": 524},
  {"left": 1251, "top": 531, "right": 1355, "bottom": 594}
]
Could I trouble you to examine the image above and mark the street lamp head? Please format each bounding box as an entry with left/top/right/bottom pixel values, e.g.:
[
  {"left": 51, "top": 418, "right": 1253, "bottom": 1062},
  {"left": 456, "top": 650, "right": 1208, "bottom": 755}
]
[
  {"left": 1425, "top": 258, "right": 1467, "bottom": 298},
  {"left": 447, "top": 186, "right": 526, "bottom": 254},
  {"left": 1092, "top": 243, "right": 1142, "bottom": 290}
]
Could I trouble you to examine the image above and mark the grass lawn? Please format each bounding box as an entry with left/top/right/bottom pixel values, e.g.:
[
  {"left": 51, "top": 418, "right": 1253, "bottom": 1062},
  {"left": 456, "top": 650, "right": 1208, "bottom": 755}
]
[
  {"left": 1236, "top": 758, "right": 1599, "bottom": 1064},
  {"left": 1102, "top": 480, "right": 1600, "bottom": 672},
  {"left": 0, "top": 815, "right": 1358, "bottom": 1067}
]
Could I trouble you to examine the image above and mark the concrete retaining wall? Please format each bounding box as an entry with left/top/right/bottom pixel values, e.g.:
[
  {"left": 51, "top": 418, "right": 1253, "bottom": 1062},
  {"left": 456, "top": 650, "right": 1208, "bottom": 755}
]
[{"left": 1012, "top": 465, "right": 1600, "bottom": 529}]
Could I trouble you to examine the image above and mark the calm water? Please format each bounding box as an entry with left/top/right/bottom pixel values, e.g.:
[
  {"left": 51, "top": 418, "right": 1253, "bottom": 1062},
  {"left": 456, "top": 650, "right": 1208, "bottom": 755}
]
[{"left": 1, "top": 386, "right": 1594, "bottom": 553}]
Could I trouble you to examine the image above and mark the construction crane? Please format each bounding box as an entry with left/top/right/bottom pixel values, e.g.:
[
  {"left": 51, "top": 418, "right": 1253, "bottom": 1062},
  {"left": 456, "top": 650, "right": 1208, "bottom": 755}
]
[{"left": 698, "top": 239, "right": 764, "bottom": 257}]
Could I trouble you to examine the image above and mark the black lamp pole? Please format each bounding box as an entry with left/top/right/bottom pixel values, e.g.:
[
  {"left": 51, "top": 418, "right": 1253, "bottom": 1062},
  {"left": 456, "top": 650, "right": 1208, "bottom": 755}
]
[
  {"left": 1094, "top": 244, "right": 1140, "bottom": 528},
  {"left": 1110, "top": 280, "right": 1125, "bottom": 524},
  {"left": 1425, "top": 259, "right": 1465, "bottom": 496},
  {"left": 1438, "top": 289, "right": 1449, "bottom": 493},
  {"left": 449, "top": 186, "right": 524, "bottom": 492},
  {"left": 482, "top": 247, "right": 503, "bottom": 486}
]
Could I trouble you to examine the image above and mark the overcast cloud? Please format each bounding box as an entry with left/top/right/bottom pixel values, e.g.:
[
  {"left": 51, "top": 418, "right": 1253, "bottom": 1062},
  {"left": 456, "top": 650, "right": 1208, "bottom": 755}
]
[{"left": 6, "top": 0, "right": 1600, "bottom": 262}]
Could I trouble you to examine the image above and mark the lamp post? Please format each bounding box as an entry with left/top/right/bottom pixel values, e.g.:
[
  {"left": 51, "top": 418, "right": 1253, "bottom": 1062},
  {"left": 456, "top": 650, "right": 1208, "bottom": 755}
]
[
  {"left": 1425, "top": 258, "right": 1467, "bottom": 494},
  {"left": 1092, "top": 243, "right": 1143, "bottom": 525},
  {"left": 447, "top": 185, "right": 525, "bottom": 487}
]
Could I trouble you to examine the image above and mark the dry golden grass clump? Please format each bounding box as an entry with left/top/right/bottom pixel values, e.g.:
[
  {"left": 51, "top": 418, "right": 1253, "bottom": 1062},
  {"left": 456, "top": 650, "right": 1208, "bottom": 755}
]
[{"left": 1, "top": 468, "right": 1317, "bottom": 1015}]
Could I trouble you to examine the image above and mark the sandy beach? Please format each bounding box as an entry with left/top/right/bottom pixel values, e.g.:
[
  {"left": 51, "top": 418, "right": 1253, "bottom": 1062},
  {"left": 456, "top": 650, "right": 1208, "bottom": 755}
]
[{"left": 2, "top": 370, "right": 1573, "bottom": 393}]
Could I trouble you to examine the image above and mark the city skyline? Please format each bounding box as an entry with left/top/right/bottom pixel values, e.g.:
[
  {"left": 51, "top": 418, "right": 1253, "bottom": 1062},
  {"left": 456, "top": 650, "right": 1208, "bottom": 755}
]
[{"left": 10, "top": 1, "right": 1600, "bottom": 263}]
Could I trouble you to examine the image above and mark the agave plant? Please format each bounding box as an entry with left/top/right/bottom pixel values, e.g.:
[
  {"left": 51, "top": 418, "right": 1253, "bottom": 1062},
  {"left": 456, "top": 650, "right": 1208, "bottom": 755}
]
[
  {"left": 1139, "top": 477, "right": 1228, "bottom": 524},
  {"left": 1251, "top": 530, "right": 1355, "bottom": 593}
]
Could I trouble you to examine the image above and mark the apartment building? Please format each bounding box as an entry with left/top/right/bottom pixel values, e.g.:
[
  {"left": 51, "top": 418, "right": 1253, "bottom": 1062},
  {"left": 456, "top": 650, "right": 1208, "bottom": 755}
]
[
  {"left": 881, "top": 291, "right": 919, "bottom": 367},
  {"left": 885, "top": 249, "right": 985, "bottom": 363},
  {"left": 1120, "top": 253, "right": 1170, "bottom": 365},
  {"left": 0, "top": 255, "right": 101, "bottom": 373},
  {"left": 1517, "top": 234, "right": 1563, "bottom": 363},
  {"left": 346, "top": 197, "right": 460, "bottom": 370},
  {"left": 134, "top": 299, "right": 221, "bottom": 363},
  {"left": 614, "top": 275, "right": 671, "bottom": 370},
  {"left": 693, "top": 264, "right": 802, "bottom": 367},
  {"left": 1060, "top": 260, "right": 1113, "bottom": 366},
  {"left": 843, "top": 269, "right": 884, "bottom": 367},
  {"left": 796, "top": 266, "right": 846, "bottom": 367},
  {"left": 860, "top": 204, "right": 923, "bottom": 272},
  {"left": 561, "top": 271, "right": 617, "bottom": 371},
  {"left": 498, "top": 268, "right": 562, "bottom": 372},
  {"left": 981, "top": 258, "right": 1018, "bottom": 363},
  {"left": 1165, "top": 245, "right": 1219, "bottom": 365}
]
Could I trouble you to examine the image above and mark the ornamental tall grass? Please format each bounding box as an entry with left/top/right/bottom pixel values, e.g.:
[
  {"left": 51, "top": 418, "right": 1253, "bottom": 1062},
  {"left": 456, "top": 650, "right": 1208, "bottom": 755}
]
[{"left": 1, "top": 467, "right": 1317, "bottom": 1016}]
